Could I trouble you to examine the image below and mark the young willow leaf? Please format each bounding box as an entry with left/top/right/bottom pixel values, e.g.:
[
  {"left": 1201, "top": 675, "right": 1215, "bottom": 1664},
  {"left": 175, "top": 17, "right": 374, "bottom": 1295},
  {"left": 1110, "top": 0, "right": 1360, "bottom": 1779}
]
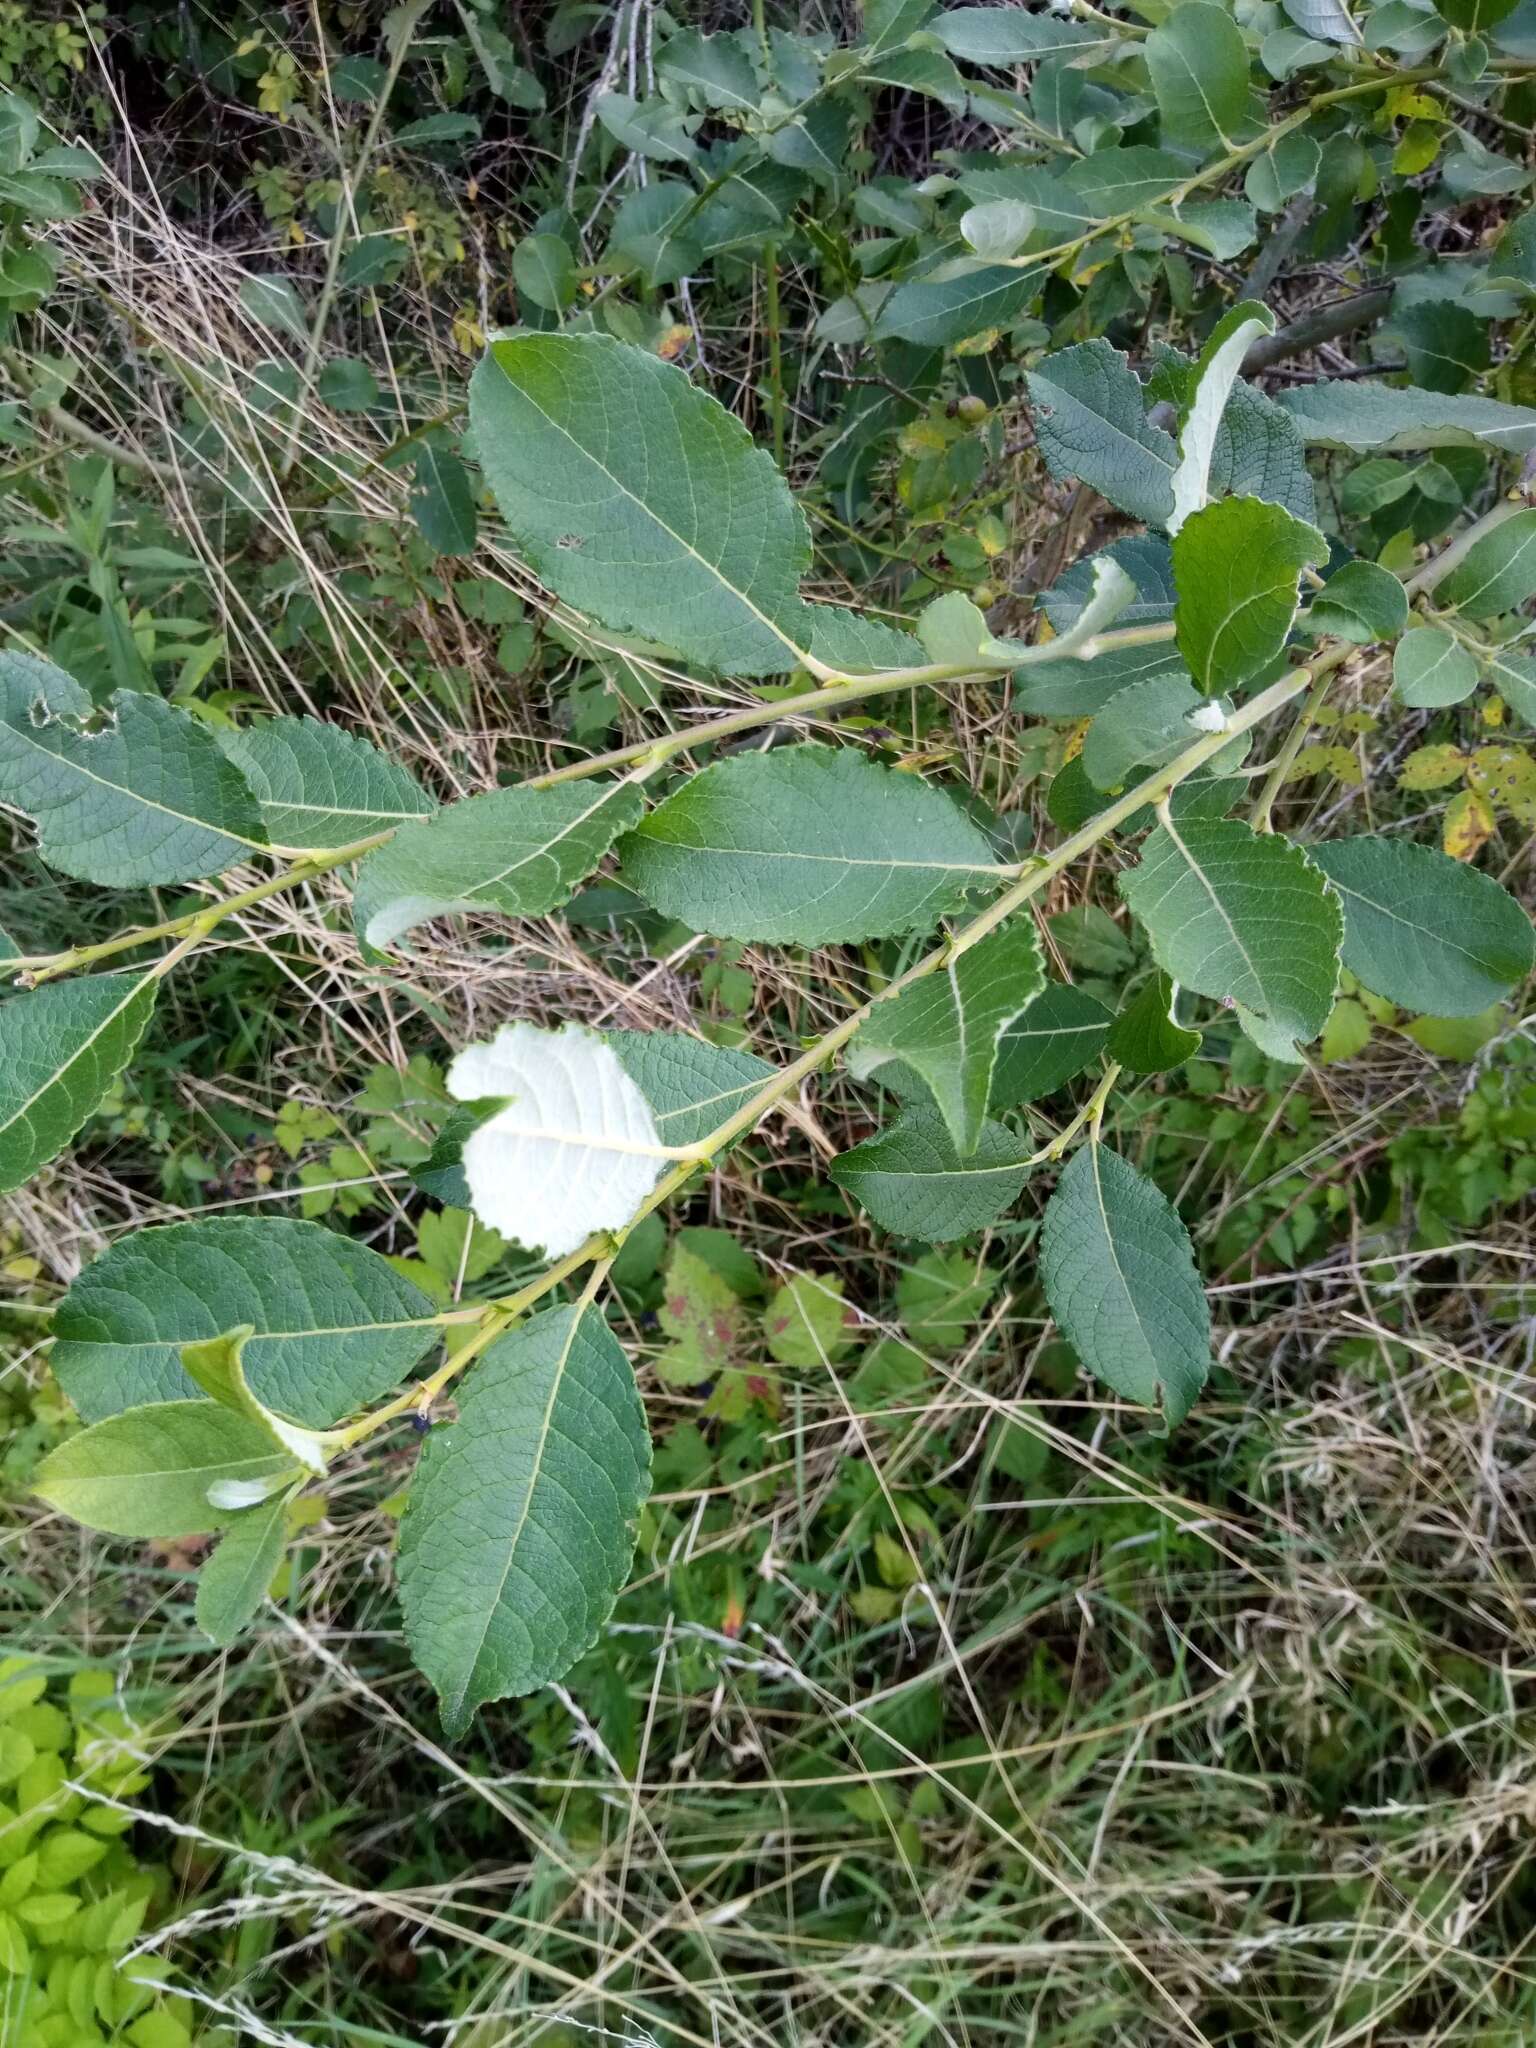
[
  {"left": 848, "top": 921, "right": 1045, "bottom": 1155},
  {"left": 1393, "top": 625, "right": 1479, "bottom": 707},
  {"left": 1310, "top": 837, "right": 1535, "bottom": 1016},
  {"left": 0, "top": 651, "right": 265, "bottom": 884},
  {"left": 352, "top": 780, "right": 645, "bottom": 950},
  {"left": 470, "top": 331, "right": 813, "bottom": 675},
  {"left": 620, "top": 744, "right": 1002, "bottom": 945},
  {"left": 1039, "top": 1144, "right": 1210, "bottom": 1425},
  {"left": 219, "top": 716, "right": 436, "bottom": 850},
  {"left": 1172, "top": 495, "right": 1327, "bottom": 693},
  {"left": 1119, "top": 816, "right": 1341, "bottom": 1055},
  {"left": 1437, "top": 509, "right": 1536, "bottom": 619},
  {"left": 1105, "top": 971, "right": 1202, "bottom": 1073},
  {"left": 990, "top": 983, "right": 1114, "bottom": 1109},
  {"left": 1304, "top": 561, "right": 1409, "bottom": 644},
  {"left": 50, "top": 1218, "right": 441, "bottom": 1426},
  {"left": 181, "top": 1327, "right": 338, "bottom": 1474},
  {"left": 1167, "top": 303, "right": 1275, "bottom": 532},
  {"left": 398, "top": 1302, "right": 651, "bottom": 1737},
  {"left": 34, "top": 1403, "right": 296, "bottom": 1540},
  {"left": 831, "top": 1107, "right": 1031, "bottom": 1240},
  {"left": 1026, "top": 340, "right": 1177, "bottom": 528},
  {"left": 195, "top": 1493, "right": 289, "bottom": 1647},
  {"left": 0, "top": 971, "right": 156, "bottom": 1195},
  {"left": 445, "top": 1022, "right": 672, "bottom": 1258}
]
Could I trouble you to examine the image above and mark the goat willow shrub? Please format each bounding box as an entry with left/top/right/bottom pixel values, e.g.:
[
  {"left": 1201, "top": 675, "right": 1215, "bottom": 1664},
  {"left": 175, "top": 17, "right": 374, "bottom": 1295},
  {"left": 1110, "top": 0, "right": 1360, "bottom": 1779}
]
[{"left": 9, "top": 0, "right": 1536, "bottom": 1735}]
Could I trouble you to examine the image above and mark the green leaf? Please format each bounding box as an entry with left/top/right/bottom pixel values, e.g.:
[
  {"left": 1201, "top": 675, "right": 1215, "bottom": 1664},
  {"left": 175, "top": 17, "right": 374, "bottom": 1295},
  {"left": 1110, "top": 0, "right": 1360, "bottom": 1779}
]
[
  {"left": 443, "top": 1022, "right": 673, "bottom": 1259},
  {"left": 34, "top": 1403, "right": 295, "bottom": 1539},
  {"left": 0, "top": 651, "right": 265, "bottom": 884},
  {"left": 960, "top": 198, "right": 1035, "bottom": 260},
  {"left": 872, "top": 260, "right": 1044, "bottom": 346},
  {"left": 848, "top": 921, "right": 1045, "bottom": 1154},
  {"left": 1304, "top": 561, "right": 1409, "bottom": 644},
  {"left": 316, "top": 356, "right": 380, "bottom": 411},
  {"left": 512, "top": 233, "right": 577, "bottom": 312},
  {"left": 1393, "top": 300, "right": 1490, "bottom": 395},
  {"left": 195, "top": 1493, "right": 288, "bottom": 1647},
  {"left": 471, "top": 332, "right": 814, "bottom": 676},
  {"left": 239, "top": 273, "right": 307, "bottom": 341},
  {"left": 931, "top": 6, "right": 1108, "bottom": 60},
  {"left": 1168, "top": 302, "right": 1276, "bottom": 531},
  {"left": 655, "top": 28, "right": 760, "bottom": 108},
  {"left": 1244, "top": 130, "right": 1322, "bottom": 211},
  {"left": 1082, "top": 673, "right": 1231, "bottom": 791},
  {"left": 1438, "top": 509, "right": 1536, "bottom": 618},
  {"left": 1393, "top": 624, "right": 1479, "bottom": 706},
  {"left": 1281, "top": 0, "right": 1360, "bottom": 37},
  {"left": 398, "top": 1302, "right": 651, "bottom": 1736},
  {"left": 1172, "top": 495, "right": 1327, "bottom": 693},
  {"left": 1120, "top": 816, "right": 1341, "bottom": 1054},
  {"left": 1144, "top": 2, "right": 1259, "bottom": 157},
  {"left": 1311, "top": 837, "right": 1534, "bottom": 1015},
  {"left": 180, "top": 1327, "right": 339, "bottom": 1474},
  {"left": 1040, "top": 1144, "right": 1209, "bottom": 1425},
  {"left": 831, "top": 1107, "right": 1030, "bottom": 1239},
  {"left": 1210, "top": 383, "right": 1316, "bottom": 523},
  {"left": 763, "top": 1273, "right": 855, "bottom": 1366},
  {"left": 1105, "top": 971, "right": 1202, "bottom": 1073},
  {"left": 1433, "top": 0, "right": 1519, "bottom": 31},
  {"left": 620, "top": 744, "right": 1002, "bottom": 945},
  {"left": 608, "top": 1030, "right": 774, "bottom": 1150},
  {"left": 219, "top": 716, "right": 436, "bottom": 850},
  {"left": 353, "top": 780, "right": 645, "bottom": 950},
  {"left": 989, "top": 983, "right": 1114, "bottom": 1108},
  {"left": 1026, "top": 340, "right": 1177, "bottom": 528},
  {"left": 411, "top": 445, "right": 478, "bottom": 557},
  {"left": 656, "top": 1242, "right": 749, "bottom": 1386},
  {"left": 0, "top": 971, "right": 156, "bottom": 1196},
  {"left": 1276, "top": 380, "right": 1536, "bottom": 455},
  {"left": 897, "top": 1247, "right": 997, "bottom": 1352},
  {"left": 1490, "top": 209, "right": 1536, "bottom": 296},
  {"left": 51, "top": 1218, "right": 441, "bottom": 1426}
]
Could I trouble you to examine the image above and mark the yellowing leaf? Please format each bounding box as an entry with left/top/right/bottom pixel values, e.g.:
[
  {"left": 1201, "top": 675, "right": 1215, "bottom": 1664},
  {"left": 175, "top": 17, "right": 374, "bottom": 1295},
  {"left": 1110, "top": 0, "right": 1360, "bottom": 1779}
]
[
  {"left": 1398, "top": 744, "right": 1467, "bottom": 791},
  {"left": 1443, "top": 787, "right": 1495, "bottom": 860},
  {"left": 1468, "top": 744, "right": 1536, "bottom": 822}
]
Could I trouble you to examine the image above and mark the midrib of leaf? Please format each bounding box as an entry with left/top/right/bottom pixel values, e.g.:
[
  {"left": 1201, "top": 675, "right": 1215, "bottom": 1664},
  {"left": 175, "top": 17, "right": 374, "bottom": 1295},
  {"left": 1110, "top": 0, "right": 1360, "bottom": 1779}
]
[
  {"left": 649, "top": 842, "right": 1006, "bottom": 876},
  {"left": 90, "top": 1311, "right": 448, "bottom": 1352},
  {"left": 1456, "top": 522, "right": 1536, "bottom": 611},
  {"left": 9, "top": 723, "right": 266, "bottom": 851},
  {"left": 451, "top": 1309, "right": 583, "bottom": 1728},
  {"left": 1156, "top": 813, "right": 1266, "bottom": 1002},
  {"left": 475, "top": 781, "right": 638, "bottom": 893},
  {"left": 499, "top": 373, "right": 810, "bottom": 667},
  {"left": 0, "top": 972, "right": 152, "bottom": 1145}
]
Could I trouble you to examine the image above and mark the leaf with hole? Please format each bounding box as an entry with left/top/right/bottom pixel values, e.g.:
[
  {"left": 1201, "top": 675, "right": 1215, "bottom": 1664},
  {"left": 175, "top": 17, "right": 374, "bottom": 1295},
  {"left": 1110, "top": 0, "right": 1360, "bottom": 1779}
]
[{"left": 0, "top": 651, "right": 265, "bottom": 885}]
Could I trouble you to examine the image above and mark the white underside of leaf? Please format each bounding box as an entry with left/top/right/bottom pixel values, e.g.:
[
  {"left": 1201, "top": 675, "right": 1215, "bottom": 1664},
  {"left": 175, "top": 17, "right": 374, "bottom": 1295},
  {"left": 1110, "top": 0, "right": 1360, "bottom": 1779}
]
[
  {"left": 448, "top": 1022, "right": 668, "bottom": 1257},
  {"left": 1168, "top": 310, "right": 1275, "bottom": 533}
]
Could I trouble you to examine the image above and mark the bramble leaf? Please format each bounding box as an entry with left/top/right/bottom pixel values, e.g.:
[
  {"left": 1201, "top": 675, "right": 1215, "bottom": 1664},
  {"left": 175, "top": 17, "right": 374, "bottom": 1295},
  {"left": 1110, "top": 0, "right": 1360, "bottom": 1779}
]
[{"left": 398, "top": 1303, "right": 650, "bottom": 1736}]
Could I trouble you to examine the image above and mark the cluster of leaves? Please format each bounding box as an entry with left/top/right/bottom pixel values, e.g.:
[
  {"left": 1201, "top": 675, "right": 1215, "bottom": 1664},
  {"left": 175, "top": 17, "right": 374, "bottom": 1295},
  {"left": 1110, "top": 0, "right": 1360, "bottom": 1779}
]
[
  {"left": 0, "top": 1658, "right": 202, "bottom": 2047},
  {"left": 3, "top": 0, "right": 1536, "bottom": 1741}
]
